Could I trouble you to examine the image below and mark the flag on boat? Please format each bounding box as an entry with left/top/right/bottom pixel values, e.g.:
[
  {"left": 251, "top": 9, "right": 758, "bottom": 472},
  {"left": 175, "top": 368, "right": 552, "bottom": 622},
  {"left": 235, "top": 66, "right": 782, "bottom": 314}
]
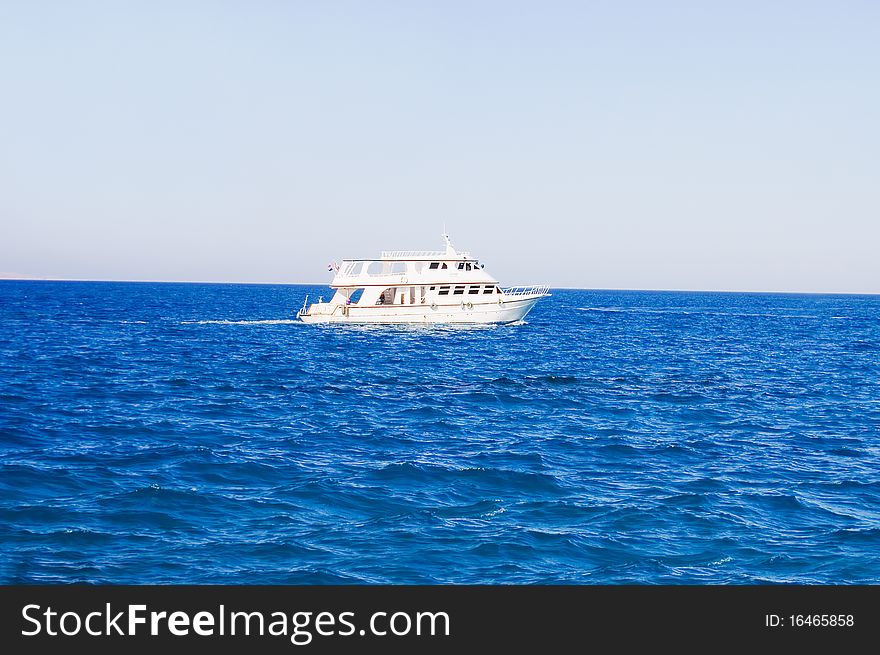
[{"left": 327, "top": 261, "right": 339, "bottom": 272}]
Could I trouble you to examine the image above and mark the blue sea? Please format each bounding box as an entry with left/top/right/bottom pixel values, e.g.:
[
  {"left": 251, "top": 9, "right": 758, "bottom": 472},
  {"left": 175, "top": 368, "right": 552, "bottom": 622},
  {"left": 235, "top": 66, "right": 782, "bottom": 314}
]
[{"left": 1, "top": 280, "right": 878, "bottom": 584}]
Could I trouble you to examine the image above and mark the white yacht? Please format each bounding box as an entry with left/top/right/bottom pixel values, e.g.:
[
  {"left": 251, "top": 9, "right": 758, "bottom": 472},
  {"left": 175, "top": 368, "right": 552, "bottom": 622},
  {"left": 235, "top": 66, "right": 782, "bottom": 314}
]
[{"left": 297, "top": 235, "right": 549, "bottom": 324}]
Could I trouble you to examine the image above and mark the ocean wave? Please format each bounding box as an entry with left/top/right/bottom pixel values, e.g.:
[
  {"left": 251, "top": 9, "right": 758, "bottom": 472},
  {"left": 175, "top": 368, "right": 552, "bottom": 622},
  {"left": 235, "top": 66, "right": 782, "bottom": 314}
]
[
  {"left": 576, "top": 307, "right": 824, "bottom": 319},
  {"left": 2, "top": 282, "right": 878, "bottom": 584},
  {"left": 181, "top": 319, "right": 304, "bottom": 325}
]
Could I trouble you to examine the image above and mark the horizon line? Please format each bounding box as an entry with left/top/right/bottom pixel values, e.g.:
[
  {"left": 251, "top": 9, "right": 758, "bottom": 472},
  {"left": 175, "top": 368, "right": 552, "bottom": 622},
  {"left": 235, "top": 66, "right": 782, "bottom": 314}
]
[{"left": 1, "top": 276, "right": 877, "bottom": 297}]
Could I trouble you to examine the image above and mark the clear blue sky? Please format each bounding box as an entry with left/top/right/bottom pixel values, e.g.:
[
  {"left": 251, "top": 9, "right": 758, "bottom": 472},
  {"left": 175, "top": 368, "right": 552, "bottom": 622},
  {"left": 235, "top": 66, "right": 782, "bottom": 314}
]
[{"left": 1, "top": 1, "right": 878, "bottom": 292}]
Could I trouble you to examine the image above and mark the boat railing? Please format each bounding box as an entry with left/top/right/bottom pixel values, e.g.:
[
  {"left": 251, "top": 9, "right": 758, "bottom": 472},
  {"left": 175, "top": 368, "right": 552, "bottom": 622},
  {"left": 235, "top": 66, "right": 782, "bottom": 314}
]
[
  {"left": 333, "top": 271, "right": 409, "bottom": 281},
  {"left": 380, "top": 249, "right": 471, "bottom": 259},
  {"left": 296, "top": 294, "right": 309, "bottom": 317},
  {"left": 500, "top": 285, "right": 550, "bottom": 298},
  {"left": 333, "top": 269, "right": 473, "bottom": 280}
]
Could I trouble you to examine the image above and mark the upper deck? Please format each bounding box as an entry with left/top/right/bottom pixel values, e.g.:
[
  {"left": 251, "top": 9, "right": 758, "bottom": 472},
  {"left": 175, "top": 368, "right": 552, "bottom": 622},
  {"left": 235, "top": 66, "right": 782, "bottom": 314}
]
[
  {"left": 378, "top": 248, "right": 471, "bottom": 260},
  {"left": 332, "top": 257, "right": 496, "bottom": 287},
  {"left": 329, "top": 235, "right": 495, "bottom": 287}
]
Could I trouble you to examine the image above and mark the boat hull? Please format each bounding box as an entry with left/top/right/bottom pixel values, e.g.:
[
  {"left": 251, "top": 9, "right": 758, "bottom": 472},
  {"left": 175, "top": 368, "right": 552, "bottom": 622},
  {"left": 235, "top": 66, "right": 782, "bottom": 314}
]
[{"left": 298, "top": 295, "right": 544, "bottom": 324}]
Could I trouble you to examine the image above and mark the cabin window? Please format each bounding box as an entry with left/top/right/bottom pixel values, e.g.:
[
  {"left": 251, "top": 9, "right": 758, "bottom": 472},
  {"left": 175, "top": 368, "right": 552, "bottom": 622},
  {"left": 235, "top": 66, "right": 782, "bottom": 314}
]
[
  {"left": 438, "top": 286, "right": 450, "bottom": 295},
  {"left": 483, "top": 286, "right": 493, "bottom": 294},
  {"left": 457, "top": 262, "right": 465, "bottom": 270},
  {"left": 496, "top": 287, "right": 502, "bottom": 294},
  {"left": 468, "top": 286, "right": 480, "bottom": 294},
  {"left": 441, "top": 263, "right": 448, "bottom": 269},
  {"left": 453, "top": 285, "right": 465, "bottom": 295},
  {"left": 429, "top": 262, "right": 439, "bottom": 270},
  {"left": 429, "top": 286, "right": 436, "bottom": 290},
  {"left": 348, "top": 288, "right": 365, "bottom": 304}
]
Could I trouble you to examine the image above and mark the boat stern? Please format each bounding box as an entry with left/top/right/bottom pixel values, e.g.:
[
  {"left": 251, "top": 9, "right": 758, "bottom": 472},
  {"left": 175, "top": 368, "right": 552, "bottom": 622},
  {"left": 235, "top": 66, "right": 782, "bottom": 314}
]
[{"left": 297, "top": 298, "right": 342, "bottom": 323}]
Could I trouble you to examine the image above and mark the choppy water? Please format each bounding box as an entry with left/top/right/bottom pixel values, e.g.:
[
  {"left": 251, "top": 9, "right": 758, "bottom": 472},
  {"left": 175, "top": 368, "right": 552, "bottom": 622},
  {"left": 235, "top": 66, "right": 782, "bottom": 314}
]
[{"left": 1, "top": 280, "right": 878, "bottom": 584}]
